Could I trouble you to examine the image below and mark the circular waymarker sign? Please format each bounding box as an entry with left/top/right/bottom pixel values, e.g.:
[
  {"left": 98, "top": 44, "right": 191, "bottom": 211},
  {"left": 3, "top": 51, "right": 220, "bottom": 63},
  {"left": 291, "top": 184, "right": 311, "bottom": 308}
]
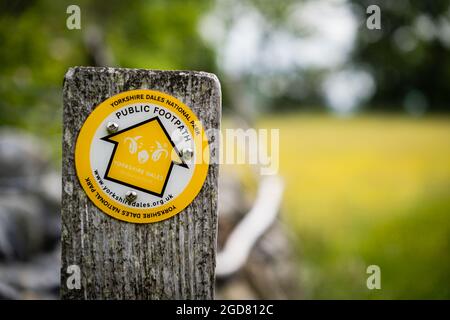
[{"left": 75, "top": 89, "right": 209, "bottom": 223}]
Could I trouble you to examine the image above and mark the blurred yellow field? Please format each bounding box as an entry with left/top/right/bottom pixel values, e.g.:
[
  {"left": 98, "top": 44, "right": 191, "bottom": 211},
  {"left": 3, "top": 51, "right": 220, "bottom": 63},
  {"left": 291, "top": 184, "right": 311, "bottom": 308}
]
[
  {"left": 254, "top": 115, "right": 450, "bottom": 298},
  {"left": 256, "top": 115, "right": 450, "bottom": 228}
]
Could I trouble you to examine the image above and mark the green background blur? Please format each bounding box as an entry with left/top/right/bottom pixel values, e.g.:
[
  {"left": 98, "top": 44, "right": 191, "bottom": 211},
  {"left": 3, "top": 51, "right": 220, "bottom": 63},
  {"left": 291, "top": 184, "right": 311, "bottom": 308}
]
[{"left": 1, "top": 0, "right": 449, "bottom": 299}]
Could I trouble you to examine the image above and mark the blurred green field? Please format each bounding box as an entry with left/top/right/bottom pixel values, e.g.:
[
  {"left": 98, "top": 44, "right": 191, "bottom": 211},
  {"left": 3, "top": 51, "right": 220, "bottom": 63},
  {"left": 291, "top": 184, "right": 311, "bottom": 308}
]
[{"left": 257, "top": 114, "right": 450, "bottom": 299}]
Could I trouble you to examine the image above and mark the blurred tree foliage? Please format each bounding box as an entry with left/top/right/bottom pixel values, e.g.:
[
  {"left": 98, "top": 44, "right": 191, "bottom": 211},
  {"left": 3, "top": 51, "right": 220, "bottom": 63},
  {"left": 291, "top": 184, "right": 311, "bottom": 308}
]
[
  {"left": 349, "top": 0, "right": 450, "bottom": 112},
  {"left": 205, "top": 0, "right": 450, "bottom": 114},
  {"left": 0, "top": 0, "right": 216, "bottom": 132},
  {"left": 0, "top": 0, "right": 448, "bottom": 135}
]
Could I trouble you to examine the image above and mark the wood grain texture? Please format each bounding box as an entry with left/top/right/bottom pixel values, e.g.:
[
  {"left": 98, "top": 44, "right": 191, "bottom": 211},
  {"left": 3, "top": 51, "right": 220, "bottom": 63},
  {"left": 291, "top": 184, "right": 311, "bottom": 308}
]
[{"left": 61, "top": 67, "right": 221, "bottom": 300}]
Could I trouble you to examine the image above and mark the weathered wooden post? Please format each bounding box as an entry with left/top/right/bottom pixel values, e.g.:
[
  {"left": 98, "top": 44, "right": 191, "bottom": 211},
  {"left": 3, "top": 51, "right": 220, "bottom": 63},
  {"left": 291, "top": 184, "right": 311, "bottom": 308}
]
[{"left": 61, "top": 67, "right": 221, "bottom": 299}]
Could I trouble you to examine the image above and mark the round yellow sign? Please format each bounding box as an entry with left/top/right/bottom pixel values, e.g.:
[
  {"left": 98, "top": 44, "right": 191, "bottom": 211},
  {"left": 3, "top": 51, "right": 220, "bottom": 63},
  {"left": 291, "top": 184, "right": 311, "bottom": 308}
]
[{"left": 75, "top": 89, "right": 209, "bottom": 223}]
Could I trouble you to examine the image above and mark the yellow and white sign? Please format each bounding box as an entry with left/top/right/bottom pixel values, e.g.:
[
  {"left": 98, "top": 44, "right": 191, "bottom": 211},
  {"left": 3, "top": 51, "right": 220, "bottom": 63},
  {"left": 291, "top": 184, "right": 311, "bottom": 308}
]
[{"left": 75, "top": 89, "right": 209, "bottom": 223}]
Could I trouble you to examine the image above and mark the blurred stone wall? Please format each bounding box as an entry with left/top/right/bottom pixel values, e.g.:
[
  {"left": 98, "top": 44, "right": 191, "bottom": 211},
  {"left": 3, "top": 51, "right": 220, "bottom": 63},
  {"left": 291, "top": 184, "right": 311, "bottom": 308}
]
[{"left": 0, "top": 129, "right": 60, "bottom": 299}]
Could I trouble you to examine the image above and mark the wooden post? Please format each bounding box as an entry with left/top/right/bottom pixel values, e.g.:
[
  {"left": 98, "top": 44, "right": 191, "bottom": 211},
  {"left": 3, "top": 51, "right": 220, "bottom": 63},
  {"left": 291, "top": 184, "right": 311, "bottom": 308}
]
[{"left": 61, "top": 67, "right": 221, "bottom": 299}]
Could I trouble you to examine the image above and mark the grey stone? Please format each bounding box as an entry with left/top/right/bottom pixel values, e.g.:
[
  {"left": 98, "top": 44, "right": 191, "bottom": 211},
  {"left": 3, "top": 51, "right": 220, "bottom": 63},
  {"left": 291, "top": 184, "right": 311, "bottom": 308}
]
[
  {"left": 0, "top": 129, "right": 50, "bottom": 191},
  {"left": 0, "top": 245, "right": 60, "bottom": 299}
]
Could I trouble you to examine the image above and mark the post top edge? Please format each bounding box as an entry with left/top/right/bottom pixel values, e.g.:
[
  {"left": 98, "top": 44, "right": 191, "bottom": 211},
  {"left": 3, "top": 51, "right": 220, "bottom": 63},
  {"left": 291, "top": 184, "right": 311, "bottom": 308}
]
[{"left": 65, "top": 66, "right": 219, "bottom": 81}]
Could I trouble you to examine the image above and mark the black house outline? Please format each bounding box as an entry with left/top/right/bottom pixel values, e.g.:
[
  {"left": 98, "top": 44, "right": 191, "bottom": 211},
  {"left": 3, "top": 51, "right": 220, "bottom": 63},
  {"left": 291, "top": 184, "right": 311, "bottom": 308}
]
[{"left": 100, "top": 116, "right": 189, "bottom": 198}]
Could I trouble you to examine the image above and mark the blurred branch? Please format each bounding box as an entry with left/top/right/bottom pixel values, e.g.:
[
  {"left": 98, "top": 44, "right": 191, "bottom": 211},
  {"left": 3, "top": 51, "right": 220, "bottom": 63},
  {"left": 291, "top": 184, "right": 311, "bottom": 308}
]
[
  {"left": 216, "top": 175, "right": 284, "bottom": 277},
  {"left": 83, "top": 25, "right": 114, "bottom": 67}
]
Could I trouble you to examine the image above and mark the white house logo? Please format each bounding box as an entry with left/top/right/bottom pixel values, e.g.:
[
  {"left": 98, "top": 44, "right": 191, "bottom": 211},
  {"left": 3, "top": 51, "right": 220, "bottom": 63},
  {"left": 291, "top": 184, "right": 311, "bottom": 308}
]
[{"left": 124, "top": 137, "right": 168, "bottom": 164}]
